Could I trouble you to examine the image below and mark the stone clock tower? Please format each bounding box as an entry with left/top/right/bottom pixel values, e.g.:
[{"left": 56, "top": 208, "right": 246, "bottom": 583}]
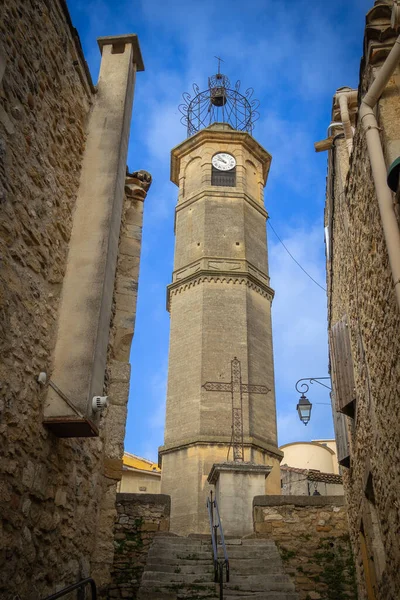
[{"left": 159, "top": 71, "right": 282, "bottom": 535}]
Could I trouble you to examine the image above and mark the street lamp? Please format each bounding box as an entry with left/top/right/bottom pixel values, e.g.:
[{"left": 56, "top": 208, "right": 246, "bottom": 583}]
[
  {"left": 296, "top": 394, "right": 312, "bottom": 425},
  {"left": 295, "top": 377, "right": 332, "bottom": 425}
]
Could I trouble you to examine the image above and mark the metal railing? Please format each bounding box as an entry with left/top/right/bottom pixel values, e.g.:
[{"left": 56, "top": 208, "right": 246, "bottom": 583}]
[
  {"left": 42, "top": 578, "right": 97, "bottom": 600},
  {"left": 207, "top": 491, "right": 229, "bottom": 600}
]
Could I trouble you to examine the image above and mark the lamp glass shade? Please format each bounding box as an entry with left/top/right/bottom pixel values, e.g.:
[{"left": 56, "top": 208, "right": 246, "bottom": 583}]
[{"left": 296, "top": 394, "right": 312, "bottom": 425}]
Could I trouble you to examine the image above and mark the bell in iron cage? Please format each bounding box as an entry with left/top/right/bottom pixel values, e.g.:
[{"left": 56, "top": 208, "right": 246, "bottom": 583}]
[{"left": 210, "top": 72, "right": 227, "bottom": 107}]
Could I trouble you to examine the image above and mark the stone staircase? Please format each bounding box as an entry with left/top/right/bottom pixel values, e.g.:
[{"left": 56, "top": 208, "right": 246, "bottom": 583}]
[{"left": 137, "top": 533, "right": 299, "bottom": 600}]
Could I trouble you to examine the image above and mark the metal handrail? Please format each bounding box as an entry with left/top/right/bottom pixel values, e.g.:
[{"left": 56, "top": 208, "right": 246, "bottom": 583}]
[
  {"left": 42, "top": 578, "right": 97, "bottom": 600},
  {"left": 214, "top": 498, "right": 229, "bottom": 570},
  {"left": 207, "top": 491, "right": 229, "bottom": 600},
  {"left": 207, "top": 492, "right": 219, "bottom": 579}
]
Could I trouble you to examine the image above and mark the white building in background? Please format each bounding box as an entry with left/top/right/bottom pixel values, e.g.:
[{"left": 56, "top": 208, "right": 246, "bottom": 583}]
[{"left": 279, "top": 439, "right": 343, "bottom": 496}]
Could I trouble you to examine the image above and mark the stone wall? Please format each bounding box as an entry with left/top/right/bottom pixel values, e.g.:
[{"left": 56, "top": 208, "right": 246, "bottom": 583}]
[
  {"left": 109, "top": 493, "right": 171, "bottom": 599},
  {"left": 325, "top": 4, "right": 400, "bottom": 600},
  {"left": 253, "top": 496, "right": 357, "bottom": 600},
  {"left": 91, "top": 171, "right": 151, "bottom": 592},
  {"left": 0, "top": 2, "right": 94, "bottom": 597},
  {"left": 0, "top": 2, "right": 149, "bottom": 597}
]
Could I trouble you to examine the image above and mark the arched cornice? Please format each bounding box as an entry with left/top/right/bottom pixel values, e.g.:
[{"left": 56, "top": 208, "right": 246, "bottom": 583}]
[{"left": 167, "top": 271, "right": 274, "bottom": 311}]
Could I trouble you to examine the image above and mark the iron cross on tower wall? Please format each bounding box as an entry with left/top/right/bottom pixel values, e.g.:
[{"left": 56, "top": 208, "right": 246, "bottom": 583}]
[{"left": 202, "top": 357, "right": 270, "bottom": 462}]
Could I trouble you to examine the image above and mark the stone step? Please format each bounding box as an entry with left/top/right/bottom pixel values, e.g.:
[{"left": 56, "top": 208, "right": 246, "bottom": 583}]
[
  {"left": 224, "top": 580, "right": 295, "bottom": 593},
  {"left": 136, "top": 594, "right": 176, "bottom": 600},
  {"left": 221, "top": 554, "right": 282, "bottom": 563},
  {"left": 151, "top": 543, "right": 212, "bottom": 553},
  {"left": 227, "top": 574, "right": 294, "bottom": 588},
  {"left": 151, "top": 545, "right": 211, "bottom": 553},
  {"left": 137, "top": 592, "right": 218, "bottom": 600},
  {"left": 226, "top": 539, "right": 277, "bottom": 547},
  {"left": 227, "top": 562, "right": 283, "bottom": 575},
  {"left": 154, "top": 535, "right": 211, "bottom": 545},
  {"left": 224, "top": 589, "right": 299, "bottom": 600},
  {"left": 147, "top": 558, "right": 214, "bottom": 568},
  {"left": 142, "top": 571, "right": 214, "bottom": 584},
  {"left": 150, "top": 541, "right": 211, "bottom": 549},
  {"left": 146, "top": 563, "right": 215, "bottom": 575},
  {"left": 148, "top": 549, "right": 213, "bottom": 561},
  {"left": 137, "top": 582, "right": 217, "bottom": 599},
  {"left": 218, "top": 548, "right": 281, "bottom": 559},
  {"left": 137, "top": 536, "right": 299, "bottom": 600}
]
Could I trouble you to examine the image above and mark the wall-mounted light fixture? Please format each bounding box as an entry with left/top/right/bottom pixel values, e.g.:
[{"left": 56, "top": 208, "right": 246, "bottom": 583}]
[{"left": 295, "top": 378, "right": 332, "bottom": 425}]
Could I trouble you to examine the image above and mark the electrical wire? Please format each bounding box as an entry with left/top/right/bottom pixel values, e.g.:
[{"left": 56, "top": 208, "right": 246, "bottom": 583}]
[{"left": 267, "top": 219, "right": 327, "bottom": 292}]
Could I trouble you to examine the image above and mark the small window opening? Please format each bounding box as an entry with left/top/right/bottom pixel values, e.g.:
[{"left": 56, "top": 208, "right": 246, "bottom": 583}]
[
  {"left": 212, "top": 165, "right": 236, "bottom": 187},
  {"left": 112, "top": 42, "right": 126, "bottom": 54}
]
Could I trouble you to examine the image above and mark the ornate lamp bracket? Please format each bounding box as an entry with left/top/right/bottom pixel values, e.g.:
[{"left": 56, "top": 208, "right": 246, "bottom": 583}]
[{"left": 295, "top": 377, "right": 332, "bottom": 394}]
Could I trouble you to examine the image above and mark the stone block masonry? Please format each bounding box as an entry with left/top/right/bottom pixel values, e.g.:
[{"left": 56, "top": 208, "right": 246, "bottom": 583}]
[
  {"left": 43, "top": 33, "right": 143, "bottom": 432},
  {"left": 0, "top": 1, "right": 94, "bottom": 596},
  {"left": 161, "top": 124, "right": 282, "bottom": 536},
  {"left": 0, "top": 1, "right": 149, "bottom": 597},
  {"left": 91, "top": 171, "right": 151, "bottom": 592},
  {"left": 109, "top": 493, "right": 171, "bottom": 599},
  {"left": 253, "top": 496, "right": 357, "bottom": 600},
  {"left": 324, "top": 5, "right": 400, "bottom": 599}
]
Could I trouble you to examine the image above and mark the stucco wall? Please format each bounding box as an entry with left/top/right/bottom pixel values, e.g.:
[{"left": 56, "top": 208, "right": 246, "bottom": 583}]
[
  {"left": 281, "top": 442, "right": 337, "bottom": 474},
  {"left": 119, "top": 470, "right": 161, "bottom": 494},
  {"left": 254, "top": 496, "right": 356, "bottom": 600},
  {"left": 325, "top": 6, "right": 400, "bottom": 600}
]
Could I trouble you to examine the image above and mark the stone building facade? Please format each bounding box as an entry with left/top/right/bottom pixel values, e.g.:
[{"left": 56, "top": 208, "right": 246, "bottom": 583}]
[
  {"left": 320, "top": 2, "right": 400, "bottom": 599},
  {"left": 0, "top": 1, "right": 150, "bottom": 597}
]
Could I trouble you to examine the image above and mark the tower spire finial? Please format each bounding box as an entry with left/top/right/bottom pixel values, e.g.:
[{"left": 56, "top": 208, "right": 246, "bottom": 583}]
[
  {"left": 214, "top": 55, "right": 224, "bottom": 75},
  {"left": 179, "top": 66, "right": 260, "bottom": 137}
]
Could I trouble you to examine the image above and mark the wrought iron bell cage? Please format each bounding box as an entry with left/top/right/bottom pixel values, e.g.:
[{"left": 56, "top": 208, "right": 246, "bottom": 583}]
[{"left": 179, "top": 69, "right": 260, "bottom": 137}]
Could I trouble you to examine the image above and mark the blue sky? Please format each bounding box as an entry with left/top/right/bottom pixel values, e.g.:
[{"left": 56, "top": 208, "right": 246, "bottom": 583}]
[{"left": 68, "top": 0, "right": 372, "bottom": 461}]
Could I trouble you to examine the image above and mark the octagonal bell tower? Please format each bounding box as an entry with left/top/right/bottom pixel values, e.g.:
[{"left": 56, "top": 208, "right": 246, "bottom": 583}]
[{"left": 159, "top": 69, "right": 282, "bottom": 535}]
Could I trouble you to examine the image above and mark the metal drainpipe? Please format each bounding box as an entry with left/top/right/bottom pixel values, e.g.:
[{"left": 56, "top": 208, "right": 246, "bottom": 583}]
[
  {"left": 359, "top": 35, "right": 400, "bottom": 311},
  {"left": 336, "top": 91, "right": 357, "bottom": 156}
]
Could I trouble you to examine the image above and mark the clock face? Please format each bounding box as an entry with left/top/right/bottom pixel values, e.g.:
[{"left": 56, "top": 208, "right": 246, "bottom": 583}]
[{"left": 212, "top": 153, "right": 236, "bottom": 171}]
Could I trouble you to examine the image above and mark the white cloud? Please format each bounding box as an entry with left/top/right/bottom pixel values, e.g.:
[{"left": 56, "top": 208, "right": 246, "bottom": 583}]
[
  {"left": 74, "top": 0, "right": 370, "bottom": 458},
  {"left": 257, "top": 113, "right": 320, "bottom": 195},
  {"left": 268, "top": 222, "right": 333, "bottom": 445}
]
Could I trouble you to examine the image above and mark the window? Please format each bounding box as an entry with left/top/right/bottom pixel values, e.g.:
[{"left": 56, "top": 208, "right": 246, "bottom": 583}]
[
  {"left": 330, "top": 315, "right": 356, "bottom": 417},
  {"left": 364, "top": 473, "right": 386, "bottom": 580},
  {"left": 332, "top": 407, "right": 351, "bottom": 468},
  {"left": 211, "top": 165, "right": 236, "bottom": 187},
  {"left": 329, "top": 315, "right": 357, "bottom": 468}
]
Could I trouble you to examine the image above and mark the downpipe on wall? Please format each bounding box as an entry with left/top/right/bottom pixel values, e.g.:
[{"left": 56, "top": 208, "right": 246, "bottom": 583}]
[
  {"left": 359, "top": 35, "right": 400, "bottom": 312},
  {"left": 336, "top": 90, "right": 357, "bottom": 156}
]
